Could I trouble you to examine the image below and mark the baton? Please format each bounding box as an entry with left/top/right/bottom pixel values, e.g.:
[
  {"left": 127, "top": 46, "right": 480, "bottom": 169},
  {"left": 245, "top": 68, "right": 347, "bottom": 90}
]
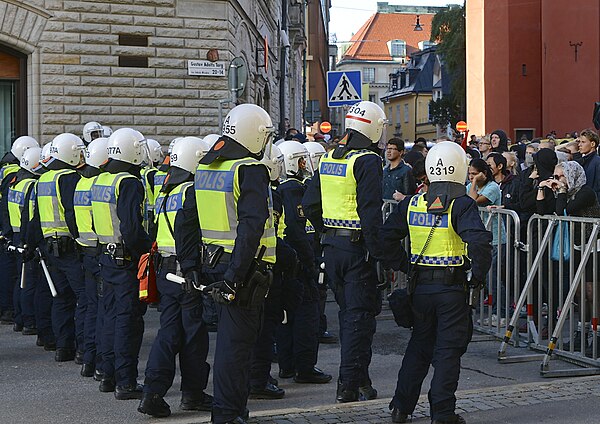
[
  {"left": 36, "top": 248, "right": 58, "bottom": 297},
  {"left": 20, "top": 261, "right": 26, "bottom": 289}
]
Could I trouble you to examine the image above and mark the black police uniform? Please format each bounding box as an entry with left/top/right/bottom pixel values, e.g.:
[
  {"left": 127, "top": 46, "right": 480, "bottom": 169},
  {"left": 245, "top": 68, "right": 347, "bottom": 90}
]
[{"left": 382, "top": 193, "right": 492, "bottom": 423}]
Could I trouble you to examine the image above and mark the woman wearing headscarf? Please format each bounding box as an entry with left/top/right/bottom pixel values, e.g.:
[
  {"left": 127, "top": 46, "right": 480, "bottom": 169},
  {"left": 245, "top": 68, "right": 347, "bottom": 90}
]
[{"left": 537, "top": 161, "right": 600, "bottom": 354}]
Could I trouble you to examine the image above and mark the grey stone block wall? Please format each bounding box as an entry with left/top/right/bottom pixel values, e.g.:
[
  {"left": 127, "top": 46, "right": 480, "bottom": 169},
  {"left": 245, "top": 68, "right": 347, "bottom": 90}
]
[{"left": 1, "top": 0, "right": 297, "bottom": 146}]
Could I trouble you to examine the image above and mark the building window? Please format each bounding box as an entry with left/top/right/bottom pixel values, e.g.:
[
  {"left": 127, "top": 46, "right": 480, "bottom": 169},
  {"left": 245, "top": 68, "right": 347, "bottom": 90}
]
[
  {"left": 404, "top": 104, "right": 409, "bottom": 123},
  {"left": 396, "top": 105, "right": 401, "bottom": 125},
  {"left": 418, "top": 40, "right": 436, "bottom": 50},
  {"left": 0, "top": 45, "right": 27, "bottom": 156},
  {"left": 390, "top": 40, "right": 406, "bottom": 57},
  {"left": 363, "top": 67, "right": 375, "bottom": 83},
  {"left": 405, "top": 73, "right": 409, "bottom": 87},
  {"left": 428, "top": 102, "right": 433, "bottom": 122},
  {"left": 369, "top": 94, "right": 376, "bottom": 103}
]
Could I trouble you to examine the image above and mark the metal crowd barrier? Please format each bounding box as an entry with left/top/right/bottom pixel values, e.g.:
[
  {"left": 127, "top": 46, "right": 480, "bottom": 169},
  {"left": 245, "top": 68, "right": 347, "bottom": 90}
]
[
  {"left": 473, "top": 207, "right": 525, "bottom": 343},
  {"left": 496, "top": 214, "right": 600, "bottom": 377}
]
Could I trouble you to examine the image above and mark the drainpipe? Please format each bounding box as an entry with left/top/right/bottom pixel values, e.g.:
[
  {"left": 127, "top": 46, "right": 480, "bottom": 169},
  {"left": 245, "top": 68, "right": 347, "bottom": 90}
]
[{"left": 279, "top": 0, "right": 288, "bottom": 138}]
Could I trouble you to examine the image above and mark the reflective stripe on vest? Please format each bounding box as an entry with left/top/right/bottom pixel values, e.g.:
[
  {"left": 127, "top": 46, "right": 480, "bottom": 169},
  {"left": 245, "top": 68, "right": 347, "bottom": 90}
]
[
  {"left": 91, "top": 172, "right": 137, "bottom": 244},
  {"left": 154, "top": 181, "right": 192, "bottom": 256},
  {"left": 37, "top": 169, "right": 76, "bottom": 238},
  {"left": 153, "top": 170, "right": 167, "bottom": 202},
  {"left": 320, "top": 149, "right": 381, "bottom": 229},
  {"left": 74, "top": 175, "right": 98, "bottom": 247},
  {"left": 407, "top": 193, "right": 466, "bottom": 267},
  {"left": 195, "top": 158, "right": 276, "bottom": 264},
  {"left": 7, "top": 178, "right": 36, "bottom": 233}
]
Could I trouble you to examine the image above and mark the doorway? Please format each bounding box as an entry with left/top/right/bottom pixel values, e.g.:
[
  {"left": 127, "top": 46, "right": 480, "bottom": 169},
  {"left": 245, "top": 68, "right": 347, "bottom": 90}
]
[{"left": 0, "top": 45, "right": 27, "bottom": 157}]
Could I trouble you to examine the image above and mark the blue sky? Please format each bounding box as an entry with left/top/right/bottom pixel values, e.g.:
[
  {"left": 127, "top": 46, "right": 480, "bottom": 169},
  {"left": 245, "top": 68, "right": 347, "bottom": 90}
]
[{"left": 329, "top": 0, "right": 464, "bottom": 43}]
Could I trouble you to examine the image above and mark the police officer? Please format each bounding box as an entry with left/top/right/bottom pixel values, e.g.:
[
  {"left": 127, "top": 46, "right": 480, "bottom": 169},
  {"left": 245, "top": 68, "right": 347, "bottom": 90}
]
[
  {"left": 194, "top": 104, "right": 276, "bottom": 424},
  {"left": 75, "top": 137, "right": 108, "bottom": 379},
  {"left": 91, "top": 128, "right": 151, "bottom": 399},
  {"left": 138, "top": 136, "right": 213, "bottom": 418},
  {"left": 276, "top": 140, "right": 331, "bottom": 384},
  {"left": 140, "top": 138, "right": 162, "bottom": 234},
  {"left": 82, "top": 121, "right": 104, "bottom": 146},
  {"left": 31, "top": 133, "right": 86, "bottom": 363},
  {"left": 7, "top": 146, "right": 43, "bottom": 337},
  {"left": 249, "top": 144, "right": 289, "bottom": 399},
  {"left": 303, "top": 101, "right": 386, "bottom": 403},
  {"left": 17, "top": 147, "right": 56, "bottom": 350},
  {"left": 382, "top": 142, "right": 492, "bottom": 424},
  {"left": 0, "top": 136, "right": 38, "bottom": 326}
]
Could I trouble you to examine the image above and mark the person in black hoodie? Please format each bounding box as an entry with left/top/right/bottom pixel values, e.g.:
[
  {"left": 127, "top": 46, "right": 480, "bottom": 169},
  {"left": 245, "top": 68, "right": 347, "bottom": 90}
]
[
  {"left": 486, "top": 153, "right": 520, "bottom": 212},
  {"left": 491, "top": 129, "right": 509, "bottom": 154},
  {"left": 519, "top": 148, "right": 558, "bottom": 216}
]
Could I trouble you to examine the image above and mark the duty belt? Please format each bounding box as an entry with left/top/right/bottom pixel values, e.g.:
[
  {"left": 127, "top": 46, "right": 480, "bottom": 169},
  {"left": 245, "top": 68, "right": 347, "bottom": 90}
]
[
  {"left": 100, "top": 242, "right": 132, "bottom": 262},
  {"left": 324, "top": 227, "right": 362, "bottom": 240},
  {"left": 415, "top": 266, "right": 466, "bottom": 285},
  {"left": 157, "top": 255, "right": 179, "bottom": 274}
]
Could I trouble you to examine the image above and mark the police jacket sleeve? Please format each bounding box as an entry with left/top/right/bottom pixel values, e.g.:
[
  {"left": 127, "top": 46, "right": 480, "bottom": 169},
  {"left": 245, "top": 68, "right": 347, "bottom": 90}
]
[
  {"left": 301, "top": 172, "right": 324, "bottom": 233},
  {"left": 58, "top": 172, "right": 81, "bottom": 239},
  {"left": 19, "top": 184, "right": 36, "bottom": 240},
  {"left": 355, "top": 154, "right": 384, "bottom": 260},
  {"left": 381, "top": 198, "right": 410, "bottom": 273},
  {"left": 175, "top": 185, "right": 201, "bottom": 275},
  {"left": 147, "top": 169, "right": 156, "bottom": 193},
  {"left": 225, "top": 164, "right": 270, "bottom": 285},
  {"left": 25, "top": 200, "right": 43, "bottom": 248},
  {"left": 451, "top": 196, "right": 492, "bottom": 283},
  {"left": 117, "top": 177, "right": 152, "bottom": 259},
  {"left": 0, "top": 173, "right": 15, "bottom": 237}
]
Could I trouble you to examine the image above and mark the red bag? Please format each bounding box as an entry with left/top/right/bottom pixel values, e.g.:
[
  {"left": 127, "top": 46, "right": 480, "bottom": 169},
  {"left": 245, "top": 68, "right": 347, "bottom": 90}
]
[{"left": 138, "top": 243, "right": 158, "bottom": 303}]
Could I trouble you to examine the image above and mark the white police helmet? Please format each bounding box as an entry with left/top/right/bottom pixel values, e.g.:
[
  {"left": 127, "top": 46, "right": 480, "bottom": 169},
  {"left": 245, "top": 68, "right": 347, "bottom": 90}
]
[
  {"left": 222, "top": 104, "right": 274, "bottom": 154},
  {"left": 345, "top": 101, "right": 387, "bottom": 143},
  {"left": 168, "top": 137, "right": 183, "bottom": 155},
  {"left": 170, "top": 136, "right": 209, "bottom": 174},
  {"left": 11, "top": 136, "right": 40, "bottom": 161},
  {"left": 146, "top": 139, "right": 163, "bottom": 165},
  {"left": 303, "top": 141, "right": 326, "bottom": 172},
  {"left": 84, "top": 137, "right": 109, "bottom": 169},
  {"left": 83, "top": 121, "right": 104, "bottom": 143},
  {"left": 102, "top": 126, "right": 113, "bottom": 137},
  {"left": 261, "top": 144, "right": 284, "bottom": 181},
  {"left": 202, "top": 134, "right": 221, "bottom": 150},
  {"left": 425, "top": 141, "right": 468, "bottom": 184},
  {"left": 277, "top": 140, "right": 312, "bottom": 177},
  {"left": 20, "top": 147, "right": 42, "bottom": 173},
  {"left": 40, "top": 143, "right": 52, "bottom": 165},
  {"left": 50, "top": 133, "right": 85, "bottom": 166},
  {"left": 106, "top": 128, "right": 146, "bottom": 165}
]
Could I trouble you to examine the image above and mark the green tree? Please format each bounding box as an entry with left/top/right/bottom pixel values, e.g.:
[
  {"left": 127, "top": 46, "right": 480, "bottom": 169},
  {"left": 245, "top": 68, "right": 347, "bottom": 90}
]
[
  {"left": 430, "top": 5, "right": 466, "bottom": 117},
  {"left": 429, "top": 96, "right": 461, "bottom": 129}
]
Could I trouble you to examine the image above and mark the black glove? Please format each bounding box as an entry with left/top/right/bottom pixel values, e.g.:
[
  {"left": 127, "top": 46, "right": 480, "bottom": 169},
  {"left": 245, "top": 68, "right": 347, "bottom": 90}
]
[
  {"left": 210, "top": 280, "right": 237, "bottom": 305},
  {"left": 22, "top": 245, "right": 35, "bottom": 262},
  {"left": 182, "top": 270, "right": 200, "bottom": 294}
]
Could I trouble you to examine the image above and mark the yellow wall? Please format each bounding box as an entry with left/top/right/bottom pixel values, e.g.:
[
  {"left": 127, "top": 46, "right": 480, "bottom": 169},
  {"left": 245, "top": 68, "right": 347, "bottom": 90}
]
[{"left": 385, "top": 93, "right": 435, "bottom": 142}]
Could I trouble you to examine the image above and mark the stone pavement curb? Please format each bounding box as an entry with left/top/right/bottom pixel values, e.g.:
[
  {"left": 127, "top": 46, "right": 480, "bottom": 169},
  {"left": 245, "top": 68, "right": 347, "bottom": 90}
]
[{"left": 167, "top": 375, "right": 599, "bottom": 423}]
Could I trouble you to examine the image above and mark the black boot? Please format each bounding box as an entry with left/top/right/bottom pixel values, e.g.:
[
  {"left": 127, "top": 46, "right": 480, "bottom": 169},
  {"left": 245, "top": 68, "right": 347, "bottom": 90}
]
[
  {"left": 180, "top": 391, "right": 213, "bottom": 411},
  {"left": 138, "top": 392, "right": 171, "bottom": 418},
  {"left": 294, "top": 367, "right": 332, "bottom": 384},
  {"left": 81, "top": 363, "right": 95, "bottom": 377},
  {"left": 391, "top": 407, "right": 409, "bottom": 423},
  {"left": 55, "top": 348, "right": 75, "bottom": 362},
  {"left": 115, "top": 383, "right": 144, "bottom": 400},
  {"left": 0, "top": 309, "right": 14, "bottom": 324},
  {"left": 99, "top": 377, "right": 116, "bottom": 393},
  {"left": 336, "top": 380, "right": 358, "bottom": 403},
  {"left": 432, "top": 414, "right": 467, "bottom": 424},
  {"left": 249, "top": 383, "right": 285, "bottom": 399},
  {"left": 22, "top": 326, "right": 37, "bottom": 336}
]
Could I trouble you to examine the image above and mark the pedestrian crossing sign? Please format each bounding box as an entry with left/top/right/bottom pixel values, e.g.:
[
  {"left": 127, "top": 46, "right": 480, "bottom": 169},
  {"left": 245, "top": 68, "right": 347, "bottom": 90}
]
[{"left": 327, "top": 70, "right": 362, "bottom": 107}]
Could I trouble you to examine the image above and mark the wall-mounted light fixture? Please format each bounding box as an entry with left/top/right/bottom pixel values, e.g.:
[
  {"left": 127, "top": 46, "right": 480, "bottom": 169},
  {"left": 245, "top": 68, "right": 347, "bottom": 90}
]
[{"left": 414, "top": 15, "right": 423, "bottom": 31}]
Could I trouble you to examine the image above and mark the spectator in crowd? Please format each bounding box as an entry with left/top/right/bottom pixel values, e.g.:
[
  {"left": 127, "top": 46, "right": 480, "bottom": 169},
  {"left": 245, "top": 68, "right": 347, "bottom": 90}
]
[
  {"left": 382, "top": 138, "right": 415, "bottom": 201},
  {"left": 403, "top": 143, "right": 428, "bottom": 167},
  {"left": 478, "top": 135, "right": 492, "bottom": 159},
  {"left": 414, "top": 137, "right": 428, "bottom": 149},
  {"left": 577, "top": 128, "right": 600, "bottom": 203},
  {"left": 502, "top": 151, "right": 519, "bottom": 175},
  {"left": 411, "top": 159, "right": 428, "bottom": 194},
  {"left": 487, "top": 153, "right": 520, "bottom": 212},
  {"left": 540, "top": 140, "right": 556, "bottom": 151},
  {"left": 491, "top": 129, "right": 509, "bottom": 154},
  {"left": 285, "top": 128, "right": 299, "bottom": 140},
  {"left": 520, "top": 148, "right": 558, "bottom": 215},
  {"left": 470, "top": 134, "right": 478, "bottom": 146},
  {"left": 291, "top": 133, "right": 307, "bottom": 143},
  {"left": 521, "top": 142, "right": 539, "bottom": 172},
  {"left": 560, "top": 141, "right": 580, "bottom": 161}
]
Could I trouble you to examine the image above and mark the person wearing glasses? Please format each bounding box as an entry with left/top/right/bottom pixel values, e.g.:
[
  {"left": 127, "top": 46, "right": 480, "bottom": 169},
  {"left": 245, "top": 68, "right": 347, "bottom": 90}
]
[
  {"left": 478, "top": 136, "right": 492, "bottom": 160},
  {"left": 383, "top": 138, "right": 416, "bottom": 202}
]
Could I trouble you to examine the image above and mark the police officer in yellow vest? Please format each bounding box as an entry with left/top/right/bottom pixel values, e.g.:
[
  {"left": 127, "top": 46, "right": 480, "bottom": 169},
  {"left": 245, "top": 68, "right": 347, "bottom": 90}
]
[
  {"left": 91, "top": 128, "right": 152, "bottom": 400},
  {"left": 140, "top": 138, "right": 163, "bottom": 234},
  {"left": 7, "top": 146, "right": 45, "bottom": 338},
  {"left": 193, "top": 104, "right": 276, "bottom": 424},
  {"left": 32, "top": 133, "right": 86, "bottom": 363},
  {"left": 302, "top": 100, "right": 387, "bottom": 403},
  {"left": 138, "top": 136, "right": 213, "bottom": 418},
  {"left": 0, "top": 136, "right": 39, "bottom": 326},
  {"left": 75, "top": 137, "right": 108, "bottom": 379},
  {"left": 382, "top": 142, "right": 492, "bottom": 424}
]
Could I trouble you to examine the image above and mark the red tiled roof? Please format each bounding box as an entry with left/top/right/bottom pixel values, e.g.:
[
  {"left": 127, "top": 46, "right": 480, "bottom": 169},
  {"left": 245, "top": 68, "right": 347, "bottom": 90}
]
[{"left": 343, "top": 13, "right": 435, "bottom": 61}]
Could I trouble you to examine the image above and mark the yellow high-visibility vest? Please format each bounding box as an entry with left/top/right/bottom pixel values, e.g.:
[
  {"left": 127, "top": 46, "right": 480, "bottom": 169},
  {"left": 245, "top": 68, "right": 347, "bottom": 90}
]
[
  {"left": 37, "top": 169, "right": 76, "bottom": 238},
  {"left": 74, "top": 175, "right": 98, "bottom": 247},
  {"left": 154, "top": 181, "right": 192, "bottom": 257},
  {"left": 7, "top": 178, "right": 36, "bottom": 233}
]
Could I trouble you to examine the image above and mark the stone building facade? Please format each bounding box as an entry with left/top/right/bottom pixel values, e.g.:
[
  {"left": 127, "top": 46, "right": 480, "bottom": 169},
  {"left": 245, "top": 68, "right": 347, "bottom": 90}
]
[{"left": 0, "top": 0, "right": 307, "bottom": 151}]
